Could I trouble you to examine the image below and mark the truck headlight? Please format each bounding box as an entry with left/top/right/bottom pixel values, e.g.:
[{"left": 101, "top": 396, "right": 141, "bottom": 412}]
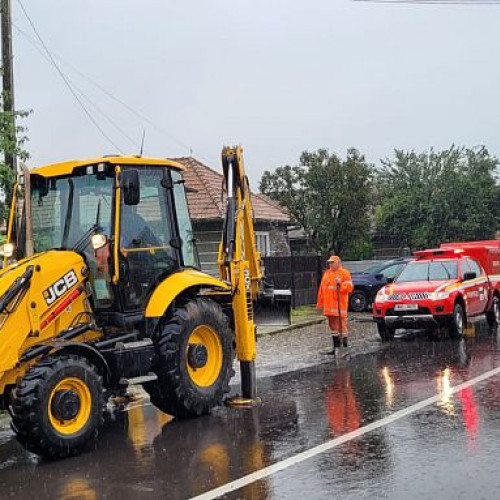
[
  {"left": 0, "top": 242, "right": 15, "bottom": 258},
  {"left": 430, "top": 291, "right": 449, "bottom": 300},
  {"left": 375, "top": 291, "right": 388, "bottom": 303}
]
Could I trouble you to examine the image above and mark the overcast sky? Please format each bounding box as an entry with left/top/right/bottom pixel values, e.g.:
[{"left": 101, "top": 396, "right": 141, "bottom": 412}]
[{"left": 12, "top": 0, "right": 500, "bottom": 187}]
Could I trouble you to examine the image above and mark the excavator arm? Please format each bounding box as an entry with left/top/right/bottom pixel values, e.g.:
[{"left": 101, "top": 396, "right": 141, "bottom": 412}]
[
  {"left": 218, "top": 146, "right": 259, "bottom": 399},
  {"left": 218, "top": 146, "right": 290, "bottom": 400}
]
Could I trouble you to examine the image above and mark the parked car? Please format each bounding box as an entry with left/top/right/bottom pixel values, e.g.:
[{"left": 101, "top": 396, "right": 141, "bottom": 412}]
[
  {"left": 349, "top": 257, "right": 413, "bottom": 312},
  {"left": 373, "top": 241, "right": 500, "bottom": 341}
]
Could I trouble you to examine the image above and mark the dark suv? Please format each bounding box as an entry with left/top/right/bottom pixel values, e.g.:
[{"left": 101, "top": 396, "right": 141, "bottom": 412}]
[{"left": 349, "top": 257, "right": 413, "bottom": 312}]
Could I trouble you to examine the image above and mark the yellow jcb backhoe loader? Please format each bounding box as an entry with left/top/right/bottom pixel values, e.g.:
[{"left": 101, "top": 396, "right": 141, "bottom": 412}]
[{"left": 0, "top": 146, "right": 290, "bottom": 458}]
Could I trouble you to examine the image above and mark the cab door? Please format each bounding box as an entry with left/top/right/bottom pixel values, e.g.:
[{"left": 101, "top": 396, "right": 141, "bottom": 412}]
[
  {"left": 461, "top": 258, "right": 482, "bottom": 315},
  {"left": 469, "top": 258, "right": 488, "bottom": 314},
  {"left": 119, "top": 167, "right": 180, "bottom": 311}
]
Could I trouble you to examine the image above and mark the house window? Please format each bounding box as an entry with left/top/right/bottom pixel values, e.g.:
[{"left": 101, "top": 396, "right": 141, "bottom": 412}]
[{"left": 255, "top": 231, "right": 271, "bottom": 256}]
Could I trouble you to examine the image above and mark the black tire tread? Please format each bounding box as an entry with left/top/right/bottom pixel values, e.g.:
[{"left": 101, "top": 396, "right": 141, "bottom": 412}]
[
  {"left": 487, "top": 295, "right": 500, "bottom": 329},
  {"left": 9, "top": 355, "right": 103, "bottom": 458},
  {"left": 350, "top": 290, "right": 368, "bottom": 313},
  {"left": 144, "top": 298, "right": 235, "bottom": 419},
  {"left": 377, "top": 322, "right": 395, "bottom": 342},
  {"left": 449, "top": 303, "right": 465, "bottom": 339}
]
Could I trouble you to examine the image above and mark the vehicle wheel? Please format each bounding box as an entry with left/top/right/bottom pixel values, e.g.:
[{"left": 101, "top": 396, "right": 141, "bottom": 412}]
[
  {"left": 430, "top": 326, "right": 446, "bottom": 342},
  {"left": 350, "top": 290, "right": 368, "bottom": 313},
  {"left": 449, "top": 303, "right": 465, "bottom": 339},
  {"left": 144, "top": 298, "right": 235, "bottom": 419},
  {"left": 9, "top": 355, "right": 104, "bottom": 458},
  {"left": 377, "top": 322, "right": 395, "bottom": 342},
  {"left": 487, "top": 295, "right": 500, "bottom": 330}
]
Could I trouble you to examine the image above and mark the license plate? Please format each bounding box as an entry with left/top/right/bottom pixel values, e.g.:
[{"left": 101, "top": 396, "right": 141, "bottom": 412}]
[{"left": 394, "top": 304, "right": 418, "bottom": 311}]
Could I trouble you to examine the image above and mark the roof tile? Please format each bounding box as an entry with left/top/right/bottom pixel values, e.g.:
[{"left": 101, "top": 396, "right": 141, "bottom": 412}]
[{"left": 172, "top": 157, "right": 289, "bottom": 222}]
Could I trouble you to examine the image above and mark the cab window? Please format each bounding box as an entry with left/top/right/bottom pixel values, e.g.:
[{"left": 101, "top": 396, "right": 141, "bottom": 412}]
[
  {"left": 466, "top": 259, "right": 482, "bottom": 278},
  {"left": 171, "top": 170, "right": 198, "bottom": 268},
  {"left": 119, "top": 167, "right": 178, "bottom": 310}
]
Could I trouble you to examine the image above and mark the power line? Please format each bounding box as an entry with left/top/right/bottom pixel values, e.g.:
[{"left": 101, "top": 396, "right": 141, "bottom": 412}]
[
  {"left": 13, "top": 20, "right": 195, "bottom": 156},
  {"left": 13, "top": 23, "right": 140, "bottom": 150},
  {"left": 15, "top": 4, "right": 219, "bottom": 167},
  {"left": 16, "top": 0, "right": 125, "bottom": 153}
]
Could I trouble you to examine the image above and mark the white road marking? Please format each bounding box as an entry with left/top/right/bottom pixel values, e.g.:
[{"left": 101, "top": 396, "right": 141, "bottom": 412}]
[{"left": 191, "top": 365, "right": 500, "bottom": 500}]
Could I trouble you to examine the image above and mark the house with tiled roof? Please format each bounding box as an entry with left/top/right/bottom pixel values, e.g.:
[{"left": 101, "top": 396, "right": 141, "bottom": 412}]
[{"left": 173, "top": 157, "right": 290, "bottom": 275}]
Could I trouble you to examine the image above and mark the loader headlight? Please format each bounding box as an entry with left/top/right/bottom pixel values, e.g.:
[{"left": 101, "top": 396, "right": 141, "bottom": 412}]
[
  {"left": 91, "top": 234, "right": 108, "bottom": 250},
  {"left": 0, "top": 242, "right": 15, "bottom": 258}
]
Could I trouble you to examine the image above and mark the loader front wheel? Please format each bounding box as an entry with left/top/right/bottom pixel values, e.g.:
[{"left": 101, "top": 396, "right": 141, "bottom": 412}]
[
  {"left": 145, "top": 298, "right": 235, "bottom": 419},
  {"left": 10, "top": 355, "right": 103, "bottom": 458}
]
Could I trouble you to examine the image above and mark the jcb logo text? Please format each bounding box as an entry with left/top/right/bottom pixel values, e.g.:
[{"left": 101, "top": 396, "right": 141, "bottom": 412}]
[{"left": 43, "top": 270, "right": 78, "bottom": 306}]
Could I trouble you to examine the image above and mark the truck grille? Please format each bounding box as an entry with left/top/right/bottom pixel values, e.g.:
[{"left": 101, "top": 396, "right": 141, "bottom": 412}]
[{"left": 388, "top": 292, "right": 430, "bottom": 301}]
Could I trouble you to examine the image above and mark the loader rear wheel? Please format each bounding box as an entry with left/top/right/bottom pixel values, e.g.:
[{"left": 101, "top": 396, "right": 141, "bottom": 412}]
[
  {"left": 144, "top": 298, "right": 235, "bottom": 419},
  {"left": 9, "top": 355, "right": 103, "bottom": 458}
]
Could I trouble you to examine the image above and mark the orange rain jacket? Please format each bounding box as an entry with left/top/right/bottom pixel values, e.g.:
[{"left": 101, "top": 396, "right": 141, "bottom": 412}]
[{"left": 317, "top": 267, "right": 353, "bottom": 318}]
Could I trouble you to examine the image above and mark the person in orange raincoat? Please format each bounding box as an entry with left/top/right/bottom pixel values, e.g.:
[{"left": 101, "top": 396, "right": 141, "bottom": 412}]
[{"left": 317, "top": 255, "right": 354, "bottom": 355}]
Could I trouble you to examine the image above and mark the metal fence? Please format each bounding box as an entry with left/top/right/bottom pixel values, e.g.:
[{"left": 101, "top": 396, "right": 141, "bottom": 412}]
[{"left": 263, "top": 255, "right": 384, "bottom": 308}]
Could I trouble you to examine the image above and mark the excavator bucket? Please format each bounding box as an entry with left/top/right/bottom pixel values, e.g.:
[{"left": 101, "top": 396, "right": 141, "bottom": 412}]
[{"left": 254, "top": 282, "right": 292, "bottom": 327}]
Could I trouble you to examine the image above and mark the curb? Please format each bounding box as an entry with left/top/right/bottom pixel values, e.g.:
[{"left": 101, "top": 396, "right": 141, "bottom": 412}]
[
  {"left": 256, "top": 314, "right": 374, "bottom": 338},
  {"left": 257, "top": 317, "right": 326, "bottom": 338}
]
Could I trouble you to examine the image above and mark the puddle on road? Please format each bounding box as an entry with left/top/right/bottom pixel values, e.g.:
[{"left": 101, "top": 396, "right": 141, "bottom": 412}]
[{"left": 1, "top": 322, "right": 500, "bottom": 499}]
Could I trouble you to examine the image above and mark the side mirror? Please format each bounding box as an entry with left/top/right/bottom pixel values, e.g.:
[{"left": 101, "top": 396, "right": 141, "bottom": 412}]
[
  {"left": 374, "top": 273, "right": 384, "bottom": 281},
  {"left": 386, "top": 277, "right": 395, "bottom": 283},
  {"left": 463, "top": 272, "right": 477, "bottom": 281},
  {"left": 122, "top": 169, "right": 140, "bottom": 206}
]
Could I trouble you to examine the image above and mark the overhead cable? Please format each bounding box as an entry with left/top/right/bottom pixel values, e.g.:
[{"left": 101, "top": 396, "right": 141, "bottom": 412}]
[
  {"left": 16, "top": 0, "right": 125, "bottom": 153},
  {"left": 13, "top": 23, "right": 140, "bottom": 150},
  {"left": 14, "top": 19, "right": 195, "bottom": 156}
]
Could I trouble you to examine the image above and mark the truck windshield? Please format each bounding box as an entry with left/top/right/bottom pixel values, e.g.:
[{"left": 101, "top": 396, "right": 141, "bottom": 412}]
[
  {"left": 396, "top": 260, "right": 458, "bottom": 282},
  {"left": 30, "top": 173, "right": 113, "bottom": 253}
]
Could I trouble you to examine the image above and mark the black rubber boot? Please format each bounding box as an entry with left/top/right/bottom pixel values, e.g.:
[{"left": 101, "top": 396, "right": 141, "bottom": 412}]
[
  {"left": 341, "top": 336, "right": 351, "bottom": 360},
  {"left": 321, "top": 335, "right": 339, "bottom": 355}
]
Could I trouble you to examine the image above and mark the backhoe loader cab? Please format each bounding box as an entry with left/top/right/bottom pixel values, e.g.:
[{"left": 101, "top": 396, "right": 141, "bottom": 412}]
[
  {"left": 21, "top": 158, "right": 200, "bottom": 318},
  {"left": 0, "top": 154, "right": 255, "bottom": 459}
]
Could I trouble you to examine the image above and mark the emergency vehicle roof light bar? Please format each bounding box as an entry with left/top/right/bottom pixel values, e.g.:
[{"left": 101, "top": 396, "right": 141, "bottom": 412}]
[{"left": 413, "top": 249, "right": 445, "bottom": 257}]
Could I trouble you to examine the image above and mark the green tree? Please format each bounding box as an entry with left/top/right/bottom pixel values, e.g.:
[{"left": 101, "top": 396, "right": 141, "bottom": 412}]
[
  {"left": 375, "top": 146, "right": 500, "bottom": 250},
  {"left": 0, "top": 91, "right": 31, "bottom": 224},
  {"left": 260, "top": 148, "right": 373, "bottom": 259}
]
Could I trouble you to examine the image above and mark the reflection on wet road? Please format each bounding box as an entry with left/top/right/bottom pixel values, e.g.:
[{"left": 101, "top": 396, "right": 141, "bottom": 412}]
[{"left": 3, "top": 323, "right": 500, "bottom": 499}]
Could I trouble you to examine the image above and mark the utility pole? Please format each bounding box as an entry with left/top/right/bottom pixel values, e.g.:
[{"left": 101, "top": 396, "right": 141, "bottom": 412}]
[{"left": 1, "top": 0, "right": 16, "bottom": 173}]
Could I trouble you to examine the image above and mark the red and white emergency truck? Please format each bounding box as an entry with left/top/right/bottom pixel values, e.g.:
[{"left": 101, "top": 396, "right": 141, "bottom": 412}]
[{"left": 373, "top": 241, "right": 500, "bottom": 340}]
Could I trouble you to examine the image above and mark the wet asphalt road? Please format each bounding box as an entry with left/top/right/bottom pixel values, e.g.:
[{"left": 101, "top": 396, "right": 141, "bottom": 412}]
[{"left": 2, "top": 320, "right": 500, "bottom": 499}]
